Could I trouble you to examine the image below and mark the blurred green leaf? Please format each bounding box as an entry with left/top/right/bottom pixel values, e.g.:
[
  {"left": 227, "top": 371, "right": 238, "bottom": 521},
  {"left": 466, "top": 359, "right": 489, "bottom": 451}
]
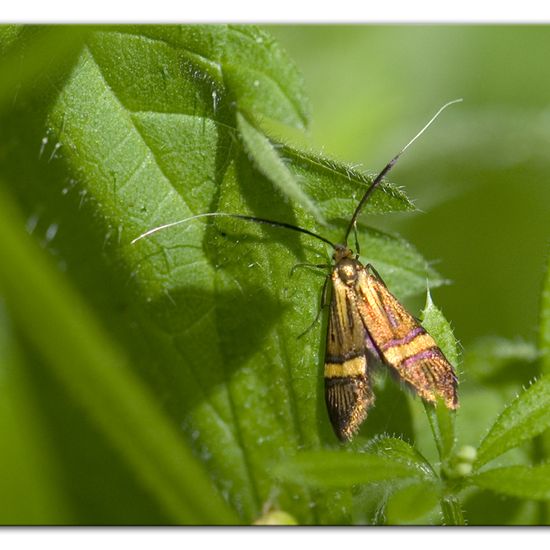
[
  {"left": 385, "top": 479, "right": 441, "bottom": 524},
  {"left": 0, "top": 305, "right": 70, "bottom": 524},
  {"left": 0, "top": 184, "right": 237, "bottom": 524},
  {"left": 475, "top": 375, "right": 550, "bottom": 469},
  {"left": 352, "top": 482, "right": 396, "bottom": 525},
  {"left": 471, "top": 464, "right": 550, "bottom": 500},
  {"left": 463, "top": 336, "right": 538, "bottom": 384},
  {"left": 0, "top": 26, "right": 88, "bottom": 111},
  {"left": 539, "top": 233, "right": 550, "bottom": 522},
  {"left": 0, "top": 25, "right": 24, "bottom": 54},
  {"left": 540, "top": 252, "right": 550, "bottom": 374}
]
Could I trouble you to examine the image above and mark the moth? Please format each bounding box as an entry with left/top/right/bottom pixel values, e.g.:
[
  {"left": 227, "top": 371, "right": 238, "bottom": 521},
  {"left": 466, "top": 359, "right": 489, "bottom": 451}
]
[
  {"left": 324, "top": 247, "right": 457, "bottom": 441},
  {"left": 133, "top": 100, "right": 460, "bottom": 441}
]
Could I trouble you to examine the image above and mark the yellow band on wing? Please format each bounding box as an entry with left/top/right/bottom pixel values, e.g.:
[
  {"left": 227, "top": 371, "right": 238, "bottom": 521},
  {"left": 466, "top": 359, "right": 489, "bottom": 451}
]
[
  {"left": 383, "top": 333, "right": 435, "bottom": 365},
  {"left": 324, "top": 356, "right": 366, "bottom": 378}
]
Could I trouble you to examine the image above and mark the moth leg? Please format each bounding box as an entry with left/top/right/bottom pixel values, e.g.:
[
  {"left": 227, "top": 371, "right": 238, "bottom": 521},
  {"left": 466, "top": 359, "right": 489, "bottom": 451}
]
[
  {"left": 297, "top": 275, "right": 330, "bottom": 339},
  {"left": 365, "top": 263, "right": 388, "bottom": 286},
  {"left": 290, "top": 262, "right": 331, "bottom": 277}
]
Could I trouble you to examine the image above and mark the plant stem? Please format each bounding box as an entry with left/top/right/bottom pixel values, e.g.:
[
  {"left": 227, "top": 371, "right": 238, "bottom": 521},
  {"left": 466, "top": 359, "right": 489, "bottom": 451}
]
[{"left": 440, "top": 495, "right": 465, "bottom": 526}]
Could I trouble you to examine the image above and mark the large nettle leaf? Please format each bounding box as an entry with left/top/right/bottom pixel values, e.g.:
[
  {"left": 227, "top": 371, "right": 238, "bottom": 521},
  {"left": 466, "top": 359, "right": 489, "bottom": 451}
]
[{"left": 10, "top": 25, "right": 446, "bottom": 523}]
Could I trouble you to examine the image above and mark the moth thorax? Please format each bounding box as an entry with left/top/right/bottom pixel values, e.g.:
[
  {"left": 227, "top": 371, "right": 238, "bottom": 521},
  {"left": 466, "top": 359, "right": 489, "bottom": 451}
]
[{"left": 335, "top": 257, "right": 360, "bottom": 285}]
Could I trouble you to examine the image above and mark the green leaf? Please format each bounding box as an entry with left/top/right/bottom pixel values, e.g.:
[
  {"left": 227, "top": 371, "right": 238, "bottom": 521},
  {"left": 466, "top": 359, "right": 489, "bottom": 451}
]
[
  {"left": 420, "top": 290, "right": 459, "bottom": 462},
  {"left": 223, "top": 25, "right": 310, "bottom": 129},
  {"left": 471, "top": 464, "right": 550, "bottom": 500},
  {"left": 95, "top": 24, "right": 308, "bottom": 130},
  {"left": 385, "top": 479, "right": 441, "bottom": 524},
  {"left": 282, "top": 144, "right": 415, "bottom": 221},
  {"left": 274, "top": 450, "right": 432, "bottom": 489},
  {"left": 421, "top": 289, "right": 459, "bottom": 368},
  {"left": 236, "top": 112, "right": 325, "bottom": 223},
  {"left": 475, "top": 374, "right": 550, "bottom": 469},
  {"left": 360, "top": 227, "right": 447, "bottom": 299},
  {"left": 364, "top": 435, "right": 435, "bottom": 476},
  {"left": 0, "top": 185, "right": 237, "bottom": 524}
]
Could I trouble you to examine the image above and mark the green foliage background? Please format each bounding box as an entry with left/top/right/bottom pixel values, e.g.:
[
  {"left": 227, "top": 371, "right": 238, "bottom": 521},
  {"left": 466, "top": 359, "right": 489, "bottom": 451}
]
[{"left": 0, "top": 24, "right": 549, "bottom": 525}]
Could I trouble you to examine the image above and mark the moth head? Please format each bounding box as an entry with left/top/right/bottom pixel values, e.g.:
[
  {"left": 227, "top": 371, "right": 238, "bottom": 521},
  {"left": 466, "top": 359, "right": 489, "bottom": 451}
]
[{"left": 332, "top": 244, "right": 353, "bottom": 264}]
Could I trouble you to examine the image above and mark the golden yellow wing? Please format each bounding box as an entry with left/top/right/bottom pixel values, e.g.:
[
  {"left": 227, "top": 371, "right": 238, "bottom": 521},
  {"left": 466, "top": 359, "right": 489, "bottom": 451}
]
[{"left": 355, "top": 265, "right": 458, "bottom": 409}]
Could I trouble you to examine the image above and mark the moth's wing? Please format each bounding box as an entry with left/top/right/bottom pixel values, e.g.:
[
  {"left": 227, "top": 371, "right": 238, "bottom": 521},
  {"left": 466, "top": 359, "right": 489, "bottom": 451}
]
[
  {"left": 324, "top": 270, "right": 375, "bottom": 441},
  {"left": 355, "top": 266, "right": 458, "bottom": 409}
]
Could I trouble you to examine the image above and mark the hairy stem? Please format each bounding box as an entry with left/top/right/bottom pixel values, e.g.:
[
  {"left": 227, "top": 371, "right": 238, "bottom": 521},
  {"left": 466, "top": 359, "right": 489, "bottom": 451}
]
[{"left": 440, "top": 495, "right": 465, "bottom": 526}]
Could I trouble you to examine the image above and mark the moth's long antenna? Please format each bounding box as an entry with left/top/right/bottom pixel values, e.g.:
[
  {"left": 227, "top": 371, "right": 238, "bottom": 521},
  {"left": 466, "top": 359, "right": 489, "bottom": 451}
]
[
  {"left": 131, "top": 212, "right": 337, "bottom": 249},
  {"left": 343, "top": 98, "right": 463, "bottom": 245}
]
